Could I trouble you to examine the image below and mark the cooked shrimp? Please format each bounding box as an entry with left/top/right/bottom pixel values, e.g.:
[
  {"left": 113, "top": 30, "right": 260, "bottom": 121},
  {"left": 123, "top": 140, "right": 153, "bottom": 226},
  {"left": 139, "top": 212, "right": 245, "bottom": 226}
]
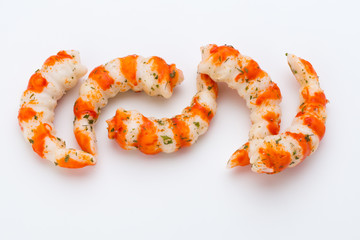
[
  {"left": 198, "top": 44, "right": 282, "bottom": 166},
  {"left": 106, "top": 73, "right": 217, "bottom": 154},
  {"left": 228, "top": 54, "right": 327, "bottom": 174},
  {"left": 18, "top": 50, "right": 95, "bottom": 168},
  {"left": 73, "top": 55, "right": 184, "bottom": 155}
]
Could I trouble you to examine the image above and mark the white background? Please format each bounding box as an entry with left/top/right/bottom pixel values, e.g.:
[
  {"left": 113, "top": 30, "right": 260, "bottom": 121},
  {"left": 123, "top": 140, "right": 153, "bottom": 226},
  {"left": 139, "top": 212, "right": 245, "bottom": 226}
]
[{"left": 1, "top": 0, "right": 359, "bottom": 239}]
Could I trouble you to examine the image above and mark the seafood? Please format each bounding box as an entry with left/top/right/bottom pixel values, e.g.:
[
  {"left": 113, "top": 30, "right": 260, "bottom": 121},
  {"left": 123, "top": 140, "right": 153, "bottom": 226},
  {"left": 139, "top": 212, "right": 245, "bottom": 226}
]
[
  {"left": 73, "top": 55, "right": 184, "bottom": 155},
  {"left": 200, "top": 45, "right": 327, "bottom": 174},
  {"left": 233, "top": 54, "right": 327, "bottom": 174},
  {"left": 198, "top": 44, "right": 282, "bottom": 167},
  {"left": 18, "top": 50, "right": 95, "bottom": 168},
  {"left": 107, "top": 73, "right": 217, "bottom": 154}
]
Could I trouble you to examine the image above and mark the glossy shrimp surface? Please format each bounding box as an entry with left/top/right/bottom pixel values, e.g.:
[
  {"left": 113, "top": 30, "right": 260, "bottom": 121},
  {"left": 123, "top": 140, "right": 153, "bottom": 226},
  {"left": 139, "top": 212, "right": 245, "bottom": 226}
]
[
  {"left": 18, "top": 51, "right": 95, "bottom": 168},
  {"left": 230, "top": 54, "right": 327, "bottom": 174},
  {"left": 107, "top": 73, "right": 217, "bottom": 154},
  {"left": 198, "top": 44, "right": 282, "bottom": 167},
  {"left": 73, "top": 55, "right": 184, "bottom": 155}
]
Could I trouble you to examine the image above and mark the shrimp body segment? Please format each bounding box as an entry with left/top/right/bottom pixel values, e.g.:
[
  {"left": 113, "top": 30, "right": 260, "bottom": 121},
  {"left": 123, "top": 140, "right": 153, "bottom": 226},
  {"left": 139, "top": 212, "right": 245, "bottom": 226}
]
[
  {"left": 198, "top": 44, "right": 282, "bottom": 168},
  {"left": 18, "top": 51, "right": 95, "bottom": 168},
  {"left": 73, "top": 55, "right": 184, "bottom": 155},
  {"left": 106, "top": 73, "right": 217, "bottom": 154},
  {"left": 244, "top": 54, "right": 327, "bottom": 174}
]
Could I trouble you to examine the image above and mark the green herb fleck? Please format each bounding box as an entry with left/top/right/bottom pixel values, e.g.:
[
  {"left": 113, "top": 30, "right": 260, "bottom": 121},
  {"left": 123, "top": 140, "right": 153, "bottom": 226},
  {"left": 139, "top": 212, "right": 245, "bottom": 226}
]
[
  {"left": 110, "top": 128, "right": 114, "bottom": 132},
  {"left": 156, "top": 120, "right": 164, "bottom": 125},
  {"left": 244, "top": 67, "right": 248, "bottom": 73},
  {"left": 169, "top": 70, "right": 176, "bottom": 78},
  {"left": 29, "top": 139, "right": 34, "bottom": 144},
  {"left": 305, "top": 135, "right": 311, "bottom": 142},
  {"left": 207, "top": 86, "right": 213, "bottom": 91},
  {"left": 236, "top": 67, "right": 244, "bottom": 74},
  {"left": 161, "top": 135, "right": 173, "bottom": 145},
  {"left": 194, "top": 122, "right": 200, "bottom": 128},
  {"left": 64, "top": 154, "right": 70, "bottom": 163},
  {"left": 301, "top": 105, "right": 306, "bottom": 112}
]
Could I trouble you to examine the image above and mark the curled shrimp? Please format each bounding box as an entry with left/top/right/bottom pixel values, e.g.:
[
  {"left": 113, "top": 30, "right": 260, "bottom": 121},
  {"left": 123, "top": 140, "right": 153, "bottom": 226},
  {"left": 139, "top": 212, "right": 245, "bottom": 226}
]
[
  {"left": 106, "top": 73, "right": 217, "bottom": 154},
  {"left": 73, "top": 55, "right": 184, "bottom": 155},
  {"left": 232, "top": 54, "right": 327, "bottom": 174},
  {"left": 18, "top": 50, "right": 95, "bottom": 168},
  {"left": 198, "top": 44, "right": 282, "bottom": 167}
]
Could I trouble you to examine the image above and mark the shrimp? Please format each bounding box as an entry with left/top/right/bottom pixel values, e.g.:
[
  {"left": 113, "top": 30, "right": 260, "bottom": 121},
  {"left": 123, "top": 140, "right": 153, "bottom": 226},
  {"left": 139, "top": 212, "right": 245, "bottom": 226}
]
[
  {"left": 18, "top": 50, "right": 95, "bottom": 168},
  {"left": 198, "top": 44, "right": 282, "bottom": 167},
  {"left": 229, "top": 54, "right": 327, "bottom": 174},
  {"left": 106, "top": 73, "right": 217, "bottom": 154},
  {"left": 73, "top": 55, "right": 184, "bottom": 155}
]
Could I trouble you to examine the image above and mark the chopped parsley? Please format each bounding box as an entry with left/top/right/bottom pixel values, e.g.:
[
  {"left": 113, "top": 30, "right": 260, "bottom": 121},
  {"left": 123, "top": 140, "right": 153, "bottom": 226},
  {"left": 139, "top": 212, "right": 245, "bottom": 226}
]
[
  {"left": 207, "top": 86, "right": 213, "bottom": 91},
  {"left": 29, "top": 139, "right": 34, "bottom": 144},
  {"left": 64, "top": 154, "right": 70, "bottom": 163},
  {"left": 301, "top": 105, "right": 306, "bottom": 112},
  {"left": 236, "top": 67, "right": 244, "bottom": 74},
  {"left": 169, "top": 70, "right": 176, "bottom": 78},
  {"left": 161, "top": 135, "right": 173, "bottom": 145},
  {"left": 305, "top": 135, "right": 311, "bottom": 142},
  {"left": 156, "top": 120, "right": 164, "bottom": 125},
  {"left": 193, "top": 122, "right": 200, "bottom": 128}
]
